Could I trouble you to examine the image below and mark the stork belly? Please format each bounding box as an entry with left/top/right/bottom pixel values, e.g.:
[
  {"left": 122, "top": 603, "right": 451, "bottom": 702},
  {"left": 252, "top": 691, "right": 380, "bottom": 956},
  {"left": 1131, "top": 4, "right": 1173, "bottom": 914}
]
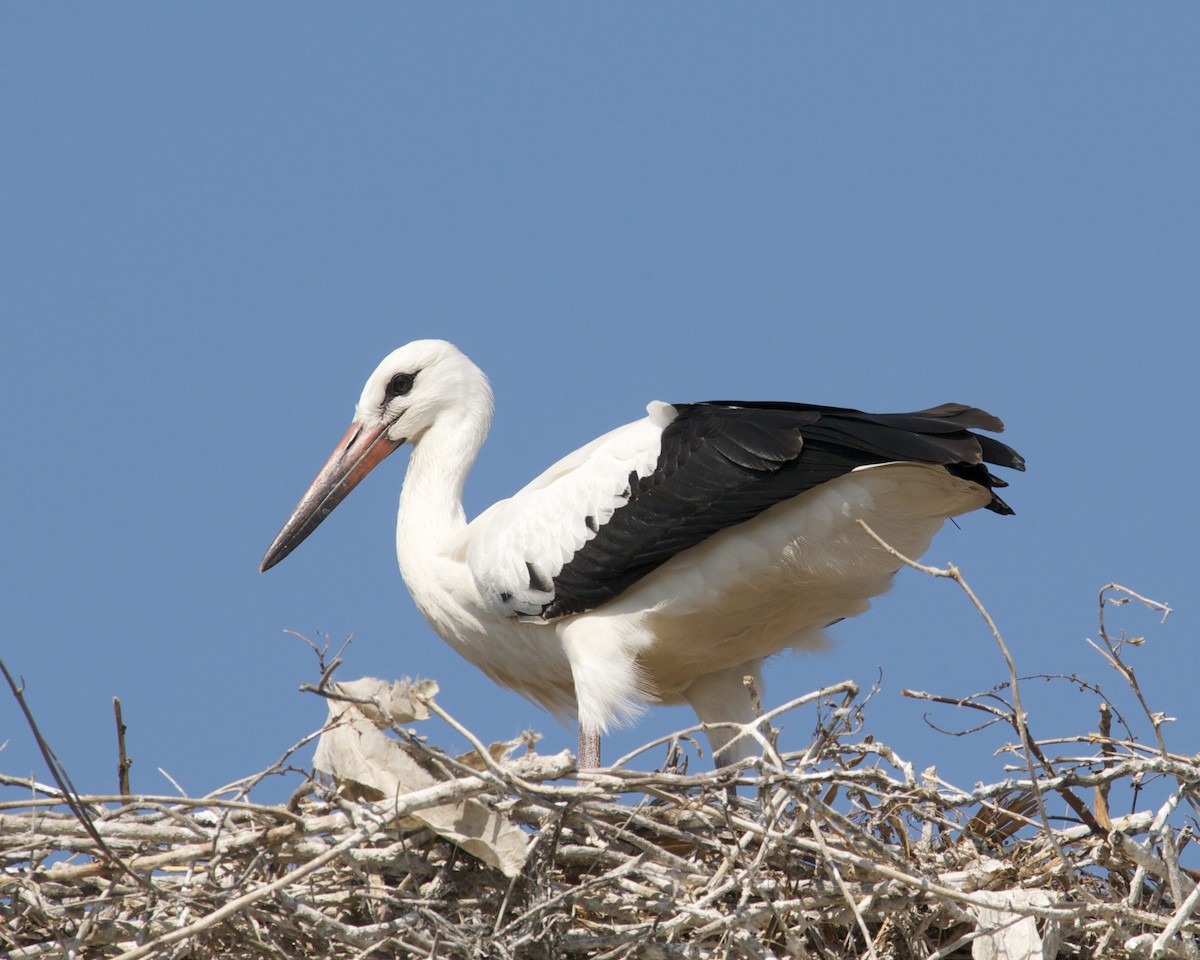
[
  {"left": 619, "top": 463, "right": 990, "bottom": 700},
  {"left": 414, "top": 591, "right": 578, "bottom": 720}
]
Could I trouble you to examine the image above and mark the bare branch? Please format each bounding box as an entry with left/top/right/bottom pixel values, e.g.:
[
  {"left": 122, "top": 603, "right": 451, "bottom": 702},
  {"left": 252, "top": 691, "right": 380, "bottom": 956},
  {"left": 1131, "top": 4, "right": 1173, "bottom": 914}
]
[
  {"left": 2, "top": 583, "right": 1190, "bottom": 960},
  {"left": 112, "top": 696, "right": 131, "bottom": 798}
]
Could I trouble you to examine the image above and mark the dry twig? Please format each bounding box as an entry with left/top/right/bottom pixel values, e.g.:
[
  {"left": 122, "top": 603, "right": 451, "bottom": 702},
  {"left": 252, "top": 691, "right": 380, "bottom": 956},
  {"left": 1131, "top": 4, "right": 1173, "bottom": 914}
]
[{"left": 1, "top": 576, "right": 1190, "bottom": 959}]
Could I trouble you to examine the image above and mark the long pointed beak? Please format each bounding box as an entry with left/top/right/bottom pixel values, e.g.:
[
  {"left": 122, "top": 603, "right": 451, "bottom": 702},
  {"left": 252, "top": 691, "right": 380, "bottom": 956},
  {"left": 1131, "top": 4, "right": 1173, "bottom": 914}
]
[{"left": 260, "top": 422, "right": 402, "bottom": 573}]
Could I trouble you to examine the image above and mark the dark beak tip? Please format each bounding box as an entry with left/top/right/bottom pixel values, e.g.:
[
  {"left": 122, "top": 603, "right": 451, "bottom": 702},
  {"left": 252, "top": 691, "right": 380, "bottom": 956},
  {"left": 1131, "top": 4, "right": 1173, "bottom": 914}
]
[
  {"left": 258, "top": 421, "right": 398, "bottom": 578},
  {"left": 259, "top": 541, "right": 288, "bottom": 573}
]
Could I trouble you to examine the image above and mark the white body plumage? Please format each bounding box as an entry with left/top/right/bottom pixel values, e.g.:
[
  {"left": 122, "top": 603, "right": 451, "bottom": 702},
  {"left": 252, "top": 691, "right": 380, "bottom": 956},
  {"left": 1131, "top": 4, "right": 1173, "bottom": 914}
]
[{"left": 262, "top": 339, "right": 1023, "bottom": 765}]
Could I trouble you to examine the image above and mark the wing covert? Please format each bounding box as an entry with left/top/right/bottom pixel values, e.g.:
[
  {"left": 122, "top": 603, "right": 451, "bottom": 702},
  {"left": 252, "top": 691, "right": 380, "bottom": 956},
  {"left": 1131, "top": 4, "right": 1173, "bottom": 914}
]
[
  {"left": 540, "top": 401, "right": 1022, "bottom": 619},
  {"left": 463, "top": 413, "right": 667, "bottom": 618},
  {"left": 466, "top": 400, "right": 1023, "bottom": 623}
]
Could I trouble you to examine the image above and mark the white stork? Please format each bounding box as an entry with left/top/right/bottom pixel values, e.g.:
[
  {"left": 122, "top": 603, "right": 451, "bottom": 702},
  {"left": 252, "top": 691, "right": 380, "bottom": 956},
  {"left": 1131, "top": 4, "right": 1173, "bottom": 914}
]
[{"left": 261, "top": 339, "right": 1023, "bottom": 767}]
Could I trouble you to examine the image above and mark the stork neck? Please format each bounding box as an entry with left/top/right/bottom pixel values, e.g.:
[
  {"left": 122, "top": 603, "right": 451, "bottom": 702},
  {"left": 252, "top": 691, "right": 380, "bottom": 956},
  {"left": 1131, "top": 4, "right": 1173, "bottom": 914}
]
[{"left": 395, "top": 409, "right": 485, "bottom": 573}]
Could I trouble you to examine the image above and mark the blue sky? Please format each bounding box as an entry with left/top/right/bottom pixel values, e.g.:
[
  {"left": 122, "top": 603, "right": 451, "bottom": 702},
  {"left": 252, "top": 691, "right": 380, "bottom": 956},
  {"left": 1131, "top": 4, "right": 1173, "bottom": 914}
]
[{"left": 3, "top": 6, "right": 1197, "bottom": 803}]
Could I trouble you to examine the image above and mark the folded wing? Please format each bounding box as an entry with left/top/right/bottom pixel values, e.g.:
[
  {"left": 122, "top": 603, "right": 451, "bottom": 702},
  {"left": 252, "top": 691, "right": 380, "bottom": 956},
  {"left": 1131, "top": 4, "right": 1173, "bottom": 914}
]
[{"left": 467, "top": 401, "right": 1024, "bottom": 621}]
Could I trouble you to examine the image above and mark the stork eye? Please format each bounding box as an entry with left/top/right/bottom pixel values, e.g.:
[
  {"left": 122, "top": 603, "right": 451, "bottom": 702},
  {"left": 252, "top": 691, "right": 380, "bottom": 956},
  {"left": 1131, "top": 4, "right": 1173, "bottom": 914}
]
[{"left": 386, "top": 372, "right": 416, "bottom": 399}]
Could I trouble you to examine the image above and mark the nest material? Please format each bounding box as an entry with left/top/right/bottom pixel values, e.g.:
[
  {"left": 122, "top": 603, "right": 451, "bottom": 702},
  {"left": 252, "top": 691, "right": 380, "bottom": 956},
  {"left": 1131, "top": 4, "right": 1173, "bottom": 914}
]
[
  {"left": 3, "top": 677, "right": 1199, "bottom": 960},
  {"left": 1, "top": 582, "right": 1190, "bottom": 959}
]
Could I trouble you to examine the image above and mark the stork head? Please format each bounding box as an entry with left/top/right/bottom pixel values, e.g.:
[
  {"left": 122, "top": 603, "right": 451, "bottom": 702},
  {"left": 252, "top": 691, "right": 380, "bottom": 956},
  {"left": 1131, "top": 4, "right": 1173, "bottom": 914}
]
[{"left": 259, "top": 339, "right": 492, "bottom": 572}]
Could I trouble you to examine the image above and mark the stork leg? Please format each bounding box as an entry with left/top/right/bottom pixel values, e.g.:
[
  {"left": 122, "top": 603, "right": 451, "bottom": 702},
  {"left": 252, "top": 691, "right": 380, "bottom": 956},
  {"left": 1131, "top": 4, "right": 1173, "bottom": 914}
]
[
  {"left": 577, "top": 725, "right": 601, "bottom": 769},
  {"left": 559, "top": 618, "right": 632, "bottom": 770},
  {"left": 682, "top": 660, "right": 766, "bottom": 767}
]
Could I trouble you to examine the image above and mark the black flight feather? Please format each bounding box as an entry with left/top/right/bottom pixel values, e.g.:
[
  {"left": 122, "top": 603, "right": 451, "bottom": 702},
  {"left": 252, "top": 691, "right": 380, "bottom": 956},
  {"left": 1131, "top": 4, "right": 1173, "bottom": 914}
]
[{"left": 538, "top": 401, "right": 1024, "bottom": 620}]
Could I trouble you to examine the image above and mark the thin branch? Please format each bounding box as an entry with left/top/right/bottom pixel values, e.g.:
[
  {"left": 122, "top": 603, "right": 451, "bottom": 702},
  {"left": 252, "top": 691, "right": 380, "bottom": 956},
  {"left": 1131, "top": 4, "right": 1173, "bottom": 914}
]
[
  {"left": 854, "top": 520, "right": 1089, "bottom": 878},
  {"left": 1092, "top": 583, "right": 1173, "bottom": 757},
  {"left": 3, "top": 579, "right": 1191, "bottom": 959},
  {"left": 113, "top": 696, "right": 131, "bottom": 798},
  {"left": 1, "top": 656, "right": 159, "bottom": 896}
]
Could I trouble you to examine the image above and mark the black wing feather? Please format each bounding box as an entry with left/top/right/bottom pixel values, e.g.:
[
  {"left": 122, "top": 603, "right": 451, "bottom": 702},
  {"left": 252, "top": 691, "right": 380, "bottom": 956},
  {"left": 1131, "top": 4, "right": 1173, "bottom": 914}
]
[{"left": 539, "top": 401, "right": 1024, "bottom": 619}]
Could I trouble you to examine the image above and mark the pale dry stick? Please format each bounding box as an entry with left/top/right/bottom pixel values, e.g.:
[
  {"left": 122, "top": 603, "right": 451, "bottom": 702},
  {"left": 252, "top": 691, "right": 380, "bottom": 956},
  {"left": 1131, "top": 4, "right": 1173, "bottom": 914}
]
[
  {"left": 1099, "top": 583, "right": 1171, "bottom": 633},
  {"left": 722, "top": 784, "right": 795, "bottom": 923},
  {"left": 35, "top": 812, "right": 334, "bottom": 882},
  {"left": 730, "top": 680, "right": 861, "bottom": 771},
  {"left": 720, "top": 802, "right": 1090, "bottom": 927},
  {"left": 683, "top": 871, "right": 754, "bottom": 929},
  {"left": 493, "top": 851, "right": 664, "bottom": 942},
  {"left": 417, "top": 694, "right": 546, "bottom": 794},
  {"left": 1010, "top": 755, "right": 1195, "bottom": 794},
  {"left": 684, "top": 889, "right": 956, "bottom": 952},
  {"left": 734, "top": 717, "right": 785, "bottom": 768},
  {"left": 1089, "top": 583, "right": 1173, "bottom": 758},
  {"left": 208, "top": 725, "right": 327, "bottom": 801},
  {"left": 571, "top": 809, "right": 704, "bottom": 877},
  {"left": 1110, "top": 779, "right": 1195, "bottom": 917},
  {"left": 901, "top": 687, "right": 1013, "bottom": 739},
  {"left": 925, "top": 926, "right": 994, "bottom": 960},
  {"left": 1110, "top": 831, "right": 1197, "bottom": 900},
  {"left": 275, "top": 890, "right": 428, "bottom": 951},
  {"left": 797, "top": 686, "right": 865, "bottom": 769},
  {"left": 1030, "top": 739, "right": 1168, "bottom": 764},
  {"left": 670, "top": 793, "right": 775, "bottom": 921},
  {"left": 492, "top": 822, "right": 557, "bottom": 938},
  {"left": 1163, "top": 825, "right": 1191, "bottom": 933},
  {"left": 307, "top": 678, "right": 591, "bottom": 802},
  {"left": 45, "top": 753, "right": 570, "bottom": 883},
  {"left": 1131, "top": 933, "right": 1200, "bottom": 960},
  {"left": 0, "top": 772, "right": 60, "bottom": 796},
  {"left": 655, "top": 889, "right": 763, "bottom": 942},
  {"left": 1153, "top": 881, "right": 1200, "bottom": 960},
  {"left": 187, "top": 728, "right": 329, "bottom": 875},
  {"left": 286, "top": 628, "right": 354, "bottom": 692},
  {"left": 924, "top": 768, "right": 1049, "bottom": 839},
  {"left": 608, "top": 681, "right": 859, "bottom": 769},
  {"left": 564, "top": 934, "right": 690, "bottom": 960},
  {"left": 832, "top": 738, "right": 918, "bottom": 787},
  {"left": 582, "top": 799, "right": 729, "bottom": 861},
  {"left": 1057, "top": 808, "right": 1152, "bottom": 842},
  {"left": 0, "top": 805, "right": 274, "bottom": 846},
  {"left": 0, "top": 657, "right": 160, "bottom": 898},
  {"left": 0, "top": 787, "right": 308, "bottom": 817},
  {"left": 1148, "top": 787, "right": 1193, "bottom": 926},
  {"left": 761, "top": 765, "right": 910, "bottom": 801},
  {"left": 609, "top": 725, "right": 715, "bottom": 769},
  {"left": 854, "top": 521, "right": 1083, "bottom": 883},
  {"left": 806, "top": 807, "right": 880, "bottom": 960},
  {"left": 156, "top": 767, "right": 188, "bottom": 797},
  {"left": 415, "top": 701, "right": 600, "bottom": 805},
  {"left": 803, "top": 791, "right": 924, "bottom": 876},
  {"left": 108, "top": 766, "right": 521, "bottom": 960}
]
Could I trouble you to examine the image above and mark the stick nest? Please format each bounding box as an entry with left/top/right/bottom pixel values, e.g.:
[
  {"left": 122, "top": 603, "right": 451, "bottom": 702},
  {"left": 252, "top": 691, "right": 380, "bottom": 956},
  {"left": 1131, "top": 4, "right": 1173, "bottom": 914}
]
[{"left": 2, "top": 586, "right": 1194, "bottom": 959}]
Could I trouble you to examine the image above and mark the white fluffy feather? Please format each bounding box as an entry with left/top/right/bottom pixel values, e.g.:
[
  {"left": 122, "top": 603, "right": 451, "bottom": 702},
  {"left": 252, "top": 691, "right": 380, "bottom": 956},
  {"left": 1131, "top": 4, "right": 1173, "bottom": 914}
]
[{"left": 266, "top": 340, "right": 1013, "bottom": 766}]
